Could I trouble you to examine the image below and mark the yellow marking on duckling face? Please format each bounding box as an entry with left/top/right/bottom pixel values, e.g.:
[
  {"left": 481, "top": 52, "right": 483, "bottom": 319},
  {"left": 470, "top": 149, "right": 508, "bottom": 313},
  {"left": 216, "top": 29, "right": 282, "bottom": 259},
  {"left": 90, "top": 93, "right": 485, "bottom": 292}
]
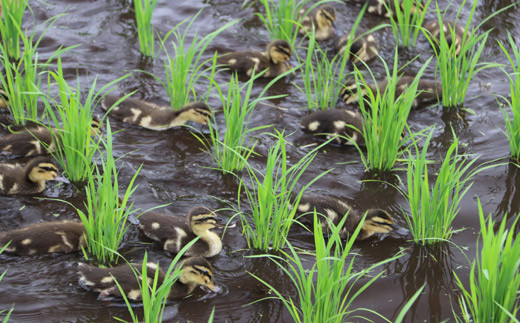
[
  {"left": 127, "top": 289, "right": 141, "bottom": 301},
  {"left": 151, "top": 222, "right": 160, "bottom": 230},
  {"left": 298, "top": 202, "right": 311, "bottom": 212},
  {"left": 307, "top": 121, "right": 320, "bottom": 132},
  {"left": 21, "top": 238, "right": 32, "bottom": 245},
  {"left": 101, "top": 276, "right": 114, "bottom": 284}
]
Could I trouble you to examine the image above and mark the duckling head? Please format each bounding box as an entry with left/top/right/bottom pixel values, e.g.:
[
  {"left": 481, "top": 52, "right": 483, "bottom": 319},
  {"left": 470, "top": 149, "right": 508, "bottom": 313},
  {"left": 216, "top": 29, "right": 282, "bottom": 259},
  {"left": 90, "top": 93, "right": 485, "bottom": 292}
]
[
  {"left": 188, "top": 206, "right": 221, "bottom": 236},
  {"left": 178, "top": 102, "right": 212, "bottom": 125},
  {"left": 315, "top": 5, "right": 336, "bottom": 29},
  {"left": 26, "top": 157, "right": 70, "bottom": 185},
  {"left": 90, "top": 117, "right": 102, "bottom": 136},
  {"left": 267, "top": 40, "right": 292, "bottom": 64},
  {"left": 179, "top": 257, "right": 220, "bottom": 293},
  {"left": 359, "top": 209, "right": 394, "bottom": 240}
]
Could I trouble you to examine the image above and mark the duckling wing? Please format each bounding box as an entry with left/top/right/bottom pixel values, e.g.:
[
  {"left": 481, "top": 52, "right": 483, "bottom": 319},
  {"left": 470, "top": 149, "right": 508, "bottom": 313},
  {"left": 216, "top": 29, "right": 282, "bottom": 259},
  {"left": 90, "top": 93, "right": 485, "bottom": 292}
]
[
  {"left": 0, "top": 126, "right": 54, "bottom": 158},
  {"left": 138, "top": 212, "right": 193, "bottom": 243},
  {"left": 217, "top": 51, "right": 269, "bottom": 75},
  {"left": 0, "top": 163, "right": 27, "bottom": 194}
]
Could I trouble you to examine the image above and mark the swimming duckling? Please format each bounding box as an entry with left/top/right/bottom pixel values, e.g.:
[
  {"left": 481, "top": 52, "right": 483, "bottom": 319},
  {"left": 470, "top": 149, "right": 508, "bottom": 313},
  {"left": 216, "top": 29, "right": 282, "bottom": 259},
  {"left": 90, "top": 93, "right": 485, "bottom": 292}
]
[
  {"left": 101, "top": 94, "right": 211, "bottom": 131},
  {"left": 335, "top": 32, "right": 379, "bottom": 64},
  {"left": 0, "top": 220, "right": 85, "bottom": 255},
  {"left": 138, "top": 206, "right": 223, "bottom": 258},
  {"left": 0, "top": 157, "right": 69, "bottom": 194},
  {"left": 77, "top": 256, "right": 220, "bottom": 301},
  {"left": 298, "top": 4, "right": 337, "bottom": 41},
  {"left": 292, "top": 194, "right": 395, "bottom": 240},
  {"left": 216, "top": 40, "right": 293, "bottom": 78},
  {"left": 351, "top": 0, "right": 422, "bottom": 17},
  {"left": 0, "top": 119, "right": 101, "bottom": 158},
  {"left": 424, "top": 20, "right": 468, "bottom": 56},
  {"left": 340, "top": 76, "right": 442, "bottom": 107},
  {"left": 300, "top": 109, "right": 365, "bottom": 146}
]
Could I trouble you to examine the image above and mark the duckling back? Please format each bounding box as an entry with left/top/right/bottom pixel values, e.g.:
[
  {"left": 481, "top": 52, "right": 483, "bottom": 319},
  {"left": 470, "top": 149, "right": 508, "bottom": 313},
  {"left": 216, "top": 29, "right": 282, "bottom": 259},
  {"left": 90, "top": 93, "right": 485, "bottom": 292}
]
[
  {"left": 0, "top": 220, "right": 85, "bottom": 255},
  {"left": 300, "top": 109, "right": 365, "bottom": 146},
  {"left": 335, "top": 33, "right": 379, "bottom": 64},
  {"left": 424, "top": 20, "right": 468, "bottom": 56},
  {"left": 0, "top": 125, "right": 54, "bottom": 158}
]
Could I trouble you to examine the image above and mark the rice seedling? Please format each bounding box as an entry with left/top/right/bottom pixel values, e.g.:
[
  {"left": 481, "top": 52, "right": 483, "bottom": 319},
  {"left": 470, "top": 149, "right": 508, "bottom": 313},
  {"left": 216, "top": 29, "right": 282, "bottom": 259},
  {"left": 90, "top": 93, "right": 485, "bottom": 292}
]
[
  {"left": 238, "top": 130, "right": 331, "bottom": 252},
  {"left": 400, "top": 129, "right": 485, "bottom": 244},
  {"left": 454, "top": 200, "right": 520, "bottom": 323},
  {"left": 389, "top": 0, "right": 431, "bottom": 47},
  {"left": 133, "top": 0, "right": 157, "bottom": 57},
  {"left": 156, "top": 13, "right": 237, "bottom": 110},
  {"left": 498, "top": 32, "right": 520, "bottom": 163},
  {"left": 77, "top": 122, "right": 141, "bottom": 265},
  {"left": 351, "top": 50, "right": 431, "bottom": 174},
  {"left": 249, "top": 212, "right": 403, "bottom": 322},
  {"left": 0, "top": 0, "right": 28, "bottom": 60}
]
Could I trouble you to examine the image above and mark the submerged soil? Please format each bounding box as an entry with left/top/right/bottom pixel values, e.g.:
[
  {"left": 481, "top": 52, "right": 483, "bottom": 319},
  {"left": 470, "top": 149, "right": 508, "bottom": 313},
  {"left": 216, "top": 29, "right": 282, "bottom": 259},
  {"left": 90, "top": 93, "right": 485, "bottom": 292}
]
[{"left": 1, "top": 0, "right": 519, "bottom": 322}]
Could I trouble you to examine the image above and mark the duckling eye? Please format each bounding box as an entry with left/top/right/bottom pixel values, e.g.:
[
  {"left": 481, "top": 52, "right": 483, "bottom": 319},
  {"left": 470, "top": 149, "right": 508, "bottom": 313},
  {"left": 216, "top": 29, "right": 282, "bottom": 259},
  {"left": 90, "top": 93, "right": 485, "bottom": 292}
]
[{"left": 39, "top": 166, "right": 56, "bottom": 172}]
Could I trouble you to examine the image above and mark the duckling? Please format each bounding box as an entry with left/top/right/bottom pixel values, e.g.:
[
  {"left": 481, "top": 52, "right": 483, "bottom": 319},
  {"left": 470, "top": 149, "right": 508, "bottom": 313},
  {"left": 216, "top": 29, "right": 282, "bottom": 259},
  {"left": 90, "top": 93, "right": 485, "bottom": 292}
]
[
  {"left": 77, "top": 256, "right": 220, "bottom": 301},
  {"left": 335, "top": 32, "right": 379, "bottom": 64},
  {"left": 298, "top": 4, "right": 337, "bottom": 41},
  {"left": 101, "top": 94, "right": 211, "bottom": 131},
  {"left": 350, "top": 0, "right": 422, "bottom": 18},
  {"left": 292, "top": 194, "right": 395, "bottom": 240},
  {"left": 340, "top": 76, "right": 442, "bottom": 107},
  {"left": 216, "top": 40, "right": 293, "bottom": 78},
  {"left": 0, "top": 88, "right": 7, "bottom": 109},
  {"left": 0, "top": 157, "right": 69, "bottom": 194},
  {"left": 138, "top": 206, "right": 223, "bottom": 258},
  {"left": 424, "top": 20, "right": 468, "bottom": 56},
  {"left": 300, "top": 109, "right": 365, "bottom": 146},
  {"left": 0, "top": 220, "right": 85, "bottom": 255}
]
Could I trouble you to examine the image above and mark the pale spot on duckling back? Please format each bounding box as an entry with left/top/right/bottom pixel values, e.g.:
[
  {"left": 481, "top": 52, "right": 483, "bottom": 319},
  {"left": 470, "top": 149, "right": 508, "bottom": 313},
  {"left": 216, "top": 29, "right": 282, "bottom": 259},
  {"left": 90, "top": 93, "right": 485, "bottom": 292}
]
[
  {"left": 8, "top": 183, "right": 19, "bottom": 195},
  {"left": 298, "top": 202, "right": 311, "bottom": 213},
  {"left": 101, "top": 276, "right": 114, "bottom": 284},
  {"left": 128, "top": 289, "right": 141, "bottom": 301},
  {"left": 151, "top": 222, "right": 160, "bottom": 230},
  {"left": 333, "top": 120, "right": 346, "bottom": 131},
  {"left": 129, "top": 108, "right": 142, "bottom": 123},
  {"left": 21, "top": 238, "right": 32, "bottom": 245},
  {"left": 307, "top": 121, "right": 320, "bottom": 132}
]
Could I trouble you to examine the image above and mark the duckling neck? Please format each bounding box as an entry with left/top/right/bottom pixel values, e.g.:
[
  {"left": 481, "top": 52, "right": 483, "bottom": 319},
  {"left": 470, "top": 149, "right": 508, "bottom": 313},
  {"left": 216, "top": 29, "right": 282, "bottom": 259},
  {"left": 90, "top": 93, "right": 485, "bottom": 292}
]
[
  {"left": 26, "top": 172, "right": 46, "bottom": 191},
  {"left": 192, "top": 228, "right": 222, "bottom": 256},
  {"left": 171, "top": 276, "right": 196, "bottom": 298}
]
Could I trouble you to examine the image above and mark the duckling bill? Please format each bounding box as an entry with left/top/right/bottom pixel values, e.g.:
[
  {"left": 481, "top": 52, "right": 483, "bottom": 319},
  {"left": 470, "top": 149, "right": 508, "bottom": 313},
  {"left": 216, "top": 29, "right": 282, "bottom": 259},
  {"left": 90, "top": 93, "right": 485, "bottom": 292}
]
[
  {"left": 0, "top": 157, "right": 69, "bottom": 194},
  {"left": 300, "top": 109, "right": 365, "bottom": 146},
  {"left": 77, "top": 256, "right": 220, "bottom": 301},
  {"left": 0, "top": 220, "right": 85, "bottom": 255}
]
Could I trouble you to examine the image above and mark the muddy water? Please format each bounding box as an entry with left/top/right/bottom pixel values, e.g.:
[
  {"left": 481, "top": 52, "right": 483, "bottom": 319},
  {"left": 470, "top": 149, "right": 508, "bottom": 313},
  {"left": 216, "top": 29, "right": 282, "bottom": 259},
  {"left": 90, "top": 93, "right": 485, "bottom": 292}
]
[{"left": 1, "top": 0, "right": 519, "bottom": 322}]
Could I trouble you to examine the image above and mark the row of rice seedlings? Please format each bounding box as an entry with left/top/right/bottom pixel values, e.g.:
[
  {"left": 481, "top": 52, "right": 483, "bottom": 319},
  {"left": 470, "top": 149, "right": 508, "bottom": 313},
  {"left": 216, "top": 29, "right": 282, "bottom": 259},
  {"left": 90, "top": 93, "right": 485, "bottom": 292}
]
[
  {"left": 352, "top": 51, "right": 431, "bottom": 174},
  {"left": 0, "top": 242, "right": 14, "bottom": 322},
  {"left": 77, "top": 122, "right": 141, "bottom": 265},
  {"left": 0, "top": 0, "right": 27, "bottom": 60},
  {"left": 455, "top": 200, "right": 520, "bottom": 322},
  {"left": 238, "top": 130, "right": 330, "bottom": 252},
  {"left": 156, "top": 14, "right": 237, "bottom": 110},
  {"left": 133, "top": 0, "right": 158, "bottom": 57},
  {"left": 250, "top": 213, "right": 405, "bottom": 322},
  {"left": 389, "top": 0, "right": 431, "bottom": 47},
  {"left": 498, "top": 33, "right": 520, "bottom": 163}
]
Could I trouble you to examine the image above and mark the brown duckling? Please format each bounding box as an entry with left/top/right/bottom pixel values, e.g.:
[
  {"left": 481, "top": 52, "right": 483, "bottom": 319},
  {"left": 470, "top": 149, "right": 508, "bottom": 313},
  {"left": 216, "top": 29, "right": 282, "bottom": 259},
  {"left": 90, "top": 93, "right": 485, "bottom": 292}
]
[
  {"left": 101, "top": 94, "right": 211, "bottom": 131},
  {"left": 335, "top": 32, "right": 379, "bottom": 64},
  {"left": 351, "top": 0, "right": 422, "bottom": 17},
  {"left": 77, "top": 256, "right": 220, "bottom": 301},
  {"left": 298, "top": 4, "right": 337, "bottom": 41},
  {"left": 0, "top": 119, "right": 101, "bottom": 158},
  {"left": 216, "top": 39, "right": 293, "bottom": 78},
  {"left": 424, "top": 20, "right": 468, "bottom": 56},
  {"left": 300, "top": 109, "right": 365, "bottom": 146},
  {"left": 292, "top": 194, "right": 396, "bottom": 240},
  {"left": 0, "top": 157, "right": 69, "bottom": 194},
  {"left": 0, "top": 88, "right": 7, "bottom": 109},
  {"left": 340, "top": 76, "right": 442, "bottom": 107},
  {"left": 0, "top": 220, "right": 85, "bottom": 255},
  {"left": 138, "top": 206, "right": 223, "bottom": 258}
]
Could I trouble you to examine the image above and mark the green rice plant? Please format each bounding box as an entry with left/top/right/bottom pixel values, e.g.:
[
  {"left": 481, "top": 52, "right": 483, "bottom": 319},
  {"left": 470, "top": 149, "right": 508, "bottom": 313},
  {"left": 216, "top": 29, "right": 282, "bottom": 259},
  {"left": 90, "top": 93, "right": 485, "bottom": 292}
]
[
  {"left": 454, "top": 200, "right": 520, "bottom": 323},
  {"left": 133, "top": 0, "right": 157, "bottom": 57},
  {"left": 238, "top": 130, "right": 330, "bottom": 252},
  {"left": 498, "top": 32, "right": 520, "bottom": 163},
  {"left": 351, "top": 50, "right": 431, "bottom": 174},
  {"left": 156, "top": 13, "right": 237, "bottom": 110},
  {"left": 0, "top": 0, "right": 28, "bottom": 60},
  {"left": 400, "top": 129, "right": 484, "bottom": 244},
  {"left": 250, "top": 212, "right": 402, "bottom": 322},
  {"left": 77, "top": 122, "right": 141, "bottom": 265},
  {"left": 389, "top": 0, "right": 431, "bottom": 47}
]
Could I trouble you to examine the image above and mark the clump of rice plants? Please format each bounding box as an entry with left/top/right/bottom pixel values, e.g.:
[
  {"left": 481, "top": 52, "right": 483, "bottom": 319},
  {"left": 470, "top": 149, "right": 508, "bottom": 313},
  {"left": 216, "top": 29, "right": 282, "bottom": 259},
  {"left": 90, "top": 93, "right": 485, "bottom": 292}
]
[
  {"left": 389, "top": 0, "right": 431, "bottom": 47},
  {"left": 77, "top": 122, "right": 141, "bottom": 265},
  {"left": 498, "top": 32, "right": 520, "bottom": 163},
  {"left": 250, "top": 213, "right": 404, "bottom": 322},
  {"left": 133, "top": 0, "right": 158, "bottom": 57},
  {"left": 0, "top": 0, "right": 28, "bottom": 60},
  {"left": 351, "top": 50, "right": 430, "bottom": 174},
  {"left": 156, "top": 13, "right": 236, "bottom": 110},
  {"left": 455, "top": 200, "right": 520, "bottom": 322},
  {"left": 238, "top": 131, "right": 330, "bottom": 252}
]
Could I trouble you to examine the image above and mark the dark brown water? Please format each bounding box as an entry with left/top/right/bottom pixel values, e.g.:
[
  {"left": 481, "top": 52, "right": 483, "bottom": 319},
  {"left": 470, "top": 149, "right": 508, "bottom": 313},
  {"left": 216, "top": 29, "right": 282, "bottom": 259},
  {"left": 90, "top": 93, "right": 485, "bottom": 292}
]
[{"left": 1, "top": 0, "right": 519, "bottom": 322}]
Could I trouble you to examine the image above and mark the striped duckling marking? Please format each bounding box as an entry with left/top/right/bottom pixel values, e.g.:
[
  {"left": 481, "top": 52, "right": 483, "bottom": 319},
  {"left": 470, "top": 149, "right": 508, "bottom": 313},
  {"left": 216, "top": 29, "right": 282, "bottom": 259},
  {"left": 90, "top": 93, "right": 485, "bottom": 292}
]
[
  {"left": 335, "top": 32, "right": 379, "bottom": 64},
  {"left": 101, "top": 94, "right": 212, "bottom": 131},
  {"left": 216, "top": 40, "right": 293, "bottom": 78},
  {"left": 300, "top": 109, "right": 365, "bottom": 146},
  {"left": 138, "top": 206, "right": 223, "bottom": 258},
  {"left": 77, "top": 257, "right": 220, "bottom": 301},
  {"left": 0, "top": 220, "right": 86, "bottom": 255},
  {"left": 351, "top": 0, "right": 422, "bottom": 18},
  {"left": 299, "top": 4, "right": 337, "bottom": 41},
  {"left": 424, "top": 20, "right": 469, "bottom": 56},
  {"left": 0, "top": 157, "right": 69, "bottom": 195}
]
